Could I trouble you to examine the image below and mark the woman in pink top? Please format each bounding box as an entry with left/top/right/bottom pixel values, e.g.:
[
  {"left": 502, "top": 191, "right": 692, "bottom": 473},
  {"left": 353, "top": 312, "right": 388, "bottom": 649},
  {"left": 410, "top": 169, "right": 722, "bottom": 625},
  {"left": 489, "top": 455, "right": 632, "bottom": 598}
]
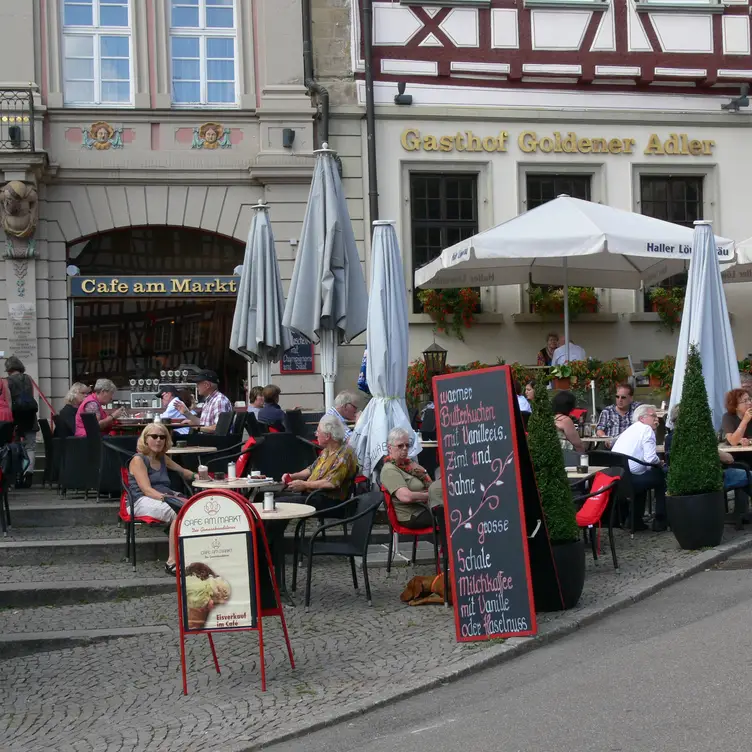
[{"left": 74, "top": 378, "right": 126, "bottom": 437}]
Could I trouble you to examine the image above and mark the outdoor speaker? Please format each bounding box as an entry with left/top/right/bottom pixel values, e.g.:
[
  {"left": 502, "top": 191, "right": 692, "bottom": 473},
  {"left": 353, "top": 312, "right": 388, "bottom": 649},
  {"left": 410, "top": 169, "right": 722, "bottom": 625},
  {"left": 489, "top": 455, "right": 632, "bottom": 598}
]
[{"left": 282, "top": 128, "right": 295, "bottom": 148}]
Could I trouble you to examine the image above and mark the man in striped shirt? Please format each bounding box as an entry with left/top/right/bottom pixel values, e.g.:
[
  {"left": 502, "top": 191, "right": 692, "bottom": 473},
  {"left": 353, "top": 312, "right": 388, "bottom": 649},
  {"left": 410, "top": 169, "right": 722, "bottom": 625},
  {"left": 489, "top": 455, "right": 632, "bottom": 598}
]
[
  {"left": 178, "top": 370, "right": 232, "bottom": 434},
  {"left": 326, "top": 390, "right": 360, "bottom": 440}
]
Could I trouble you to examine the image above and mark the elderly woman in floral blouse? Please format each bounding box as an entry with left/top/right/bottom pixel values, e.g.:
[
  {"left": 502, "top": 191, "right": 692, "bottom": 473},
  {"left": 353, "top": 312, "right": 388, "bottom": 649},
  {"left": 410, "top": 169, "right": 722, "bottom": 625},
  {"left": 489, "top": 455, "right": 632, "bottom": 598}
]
[
  {"left": 281, "top": 414, "right": 358, "bottom": 509},
  {"left": 380, "top": 427, "right": 443, "bottom": 528}
]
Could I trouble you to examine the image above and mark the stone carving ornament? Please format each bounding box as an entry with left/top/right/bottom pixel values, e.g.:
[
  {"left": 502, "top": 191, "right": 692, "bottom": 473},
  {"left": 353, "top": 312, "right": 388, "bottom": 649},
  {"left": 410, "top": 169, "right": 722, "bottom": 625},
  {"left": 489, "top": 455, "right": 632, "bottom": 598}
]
[
  {"left": 1, "top": 180, "right": 38, "bottom": 239},
  {"left": 192, "top": 122, "right": 231, "bottom": 149}
]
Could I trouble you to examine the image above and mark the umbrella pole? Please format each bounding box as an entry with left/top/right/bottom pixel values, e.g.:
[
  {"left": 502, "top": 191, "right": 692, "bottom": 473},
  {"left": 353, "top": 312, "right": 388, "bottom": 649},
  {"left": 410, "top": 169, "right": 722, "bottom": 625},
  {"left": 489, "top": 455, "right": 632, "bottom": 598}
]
[
  {"left": 563, "top": 258, "right": 570, "bottom": 362},
  {"left": 258, "top": 357, "right": 271, "bottom": 388},
  {"left": 321, "top": 329, "right": 337, "bottom": 410},
  {"left": 247, "top": 361, "right": 253, "bottom": 395}
]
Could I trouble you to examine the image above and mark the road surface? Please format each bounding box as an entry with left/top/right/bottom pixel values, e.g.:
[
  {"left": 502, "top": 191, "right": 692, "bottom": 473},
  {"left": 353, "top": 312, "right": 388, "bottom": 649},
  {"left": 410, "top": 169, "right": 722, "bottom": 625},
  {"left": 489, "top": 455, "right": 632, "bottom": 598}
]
[{"left": 266, "top": 561, "right": 752, "bottom": 752}]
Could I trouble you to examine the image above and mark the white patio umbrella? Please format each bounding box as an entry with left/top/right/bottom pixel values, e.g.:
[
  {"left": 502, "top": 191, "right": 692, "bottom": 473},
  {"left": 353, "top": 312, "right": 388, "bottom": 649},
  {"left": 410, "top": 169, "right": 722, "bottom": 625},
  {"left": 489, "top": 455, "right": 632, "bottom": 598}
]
[
  {"left": 721, "top": 236, "right": 752, "bottom": 284},
  {"left": 349, "top": 221, "right": 419, "bottom": 477},
  {"left": 668, "top": 221, "right": 740, "bottom": 431},
  {"left": 230, "top": 201, "right": 291, "bottom": 388},
  {"left": 415, "top": 196, "right": 735, "bottom": 360},
  {"left": 283, "top": 144, "right": 368, "bottom": 409}
]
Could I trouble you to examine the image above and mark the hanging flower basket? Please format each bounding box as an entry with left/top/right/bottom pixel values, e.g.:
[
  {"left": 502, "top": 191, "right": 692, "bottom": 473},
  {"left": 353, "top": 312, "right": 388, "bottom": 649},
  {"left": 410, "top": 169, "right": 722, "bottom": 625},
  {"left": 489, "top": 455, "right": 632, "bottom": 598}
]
[{"left": 417, "top": 288, "right": 481, "bottom": 340}]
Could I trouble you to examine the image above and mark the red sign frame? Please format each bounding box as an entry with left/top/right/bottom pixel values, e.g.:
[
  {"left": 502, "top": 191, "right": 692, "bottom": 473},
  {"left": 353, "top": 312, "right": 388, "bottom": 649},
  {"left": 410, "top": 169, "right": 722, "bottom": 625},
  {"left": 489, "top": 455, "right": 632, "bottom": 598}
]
[{"left": 173, "top": 489, "right": 294, "bottom": 693}]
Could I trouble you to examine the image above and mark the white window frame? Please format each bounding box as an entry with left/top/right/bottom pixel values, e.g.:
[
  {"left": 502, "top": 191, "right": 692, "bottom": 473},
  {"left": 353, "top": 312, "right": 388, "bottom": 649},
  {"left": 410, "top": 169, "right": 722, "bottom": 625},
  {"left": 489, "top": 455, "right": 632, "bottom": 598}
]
[
  {"left": 182, "top": 317, "right": 202, "bottom": 349},
  {"left": 99, "top": 328, "right": 119, "bottom": 357},
  {"left": 61, "top": 0, "right": 134, "bottom": 107},
  {"left": 154, "top": 320, "right": 174, "bottom": 353},
  {"left": 170, "top": 0, "right": 239, "bottom": 108}
]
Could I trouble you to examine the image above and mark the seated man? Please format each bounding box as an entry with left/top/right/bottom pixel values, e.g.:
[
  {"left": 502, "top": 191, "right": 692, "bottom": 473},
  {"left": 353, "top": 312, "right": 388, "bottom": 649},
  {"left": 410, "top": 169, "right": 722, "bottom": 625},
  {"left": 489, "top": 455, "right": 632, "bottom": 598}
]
[
  {"left": 612, "top": 404, "right": 666, "bottom": 532},
  {"left": 281, "top": 414, "right": 357, "bottom": 509},
  {"left": 159, "top": 386, "right": 190, "bottom": 435},
  {"left": 257, "top": 384, "right": 286, "bottom": 430},
  {"left": 380, "top": 427, "right": 443, "bottom": 529},
  {"left": 596, "top": 383, "right": 641, "bottom": 442},
  {"left": 177, "top": 370, "right": 231, "bottom": 435},
  {"left": 326, "top": 390, "right": 360, "bottom": 440}
]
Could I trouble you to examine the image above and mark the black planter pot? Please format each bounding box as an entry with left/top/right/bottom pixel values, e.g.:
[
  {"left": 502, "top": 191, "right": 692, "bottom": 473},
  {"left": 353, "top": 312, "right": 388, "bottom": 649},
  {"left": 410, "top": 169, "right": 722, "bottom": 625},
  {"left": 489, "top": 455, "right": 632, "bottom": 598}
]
[
  {"left": 534, "top": 538, "right": 585, "bottom": 612},
  {"left": 666, "top": 491, "right": 725, "bottom": 550}
]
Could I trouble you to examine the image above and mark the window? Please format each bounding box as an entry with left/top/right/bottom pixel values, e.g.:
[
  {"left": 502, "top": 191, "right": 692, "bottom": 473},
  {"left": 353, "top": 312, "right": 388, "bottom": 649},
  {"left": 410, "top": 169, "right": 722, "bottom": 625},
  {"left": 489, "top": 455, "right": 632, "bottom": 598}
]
[
  {"left": 62, "top": 0, "right": 132, "bottom": 105},
  {"left": 526, "top": 174, "right": 591, "bottom": 311},
  {"left": 170, "top": 0, "right": 237, "bottom": 106},
  {"left": 154, "top": 321, "right": 174, "bottom": 353},
  {"left": 99, "top": 328, "right": 119, "bottom": 357},
  {"left": 526, "top": 173, "right": 591, "bottom": 210},
  {"left": 410, "top": 173, "right": 479, "bottom": 313},
  {"left": 640, "top": 175, "right": 703, "bottom": 310},
  {"left": 183, "top": 318, "right": 202, "bottom": 349}
]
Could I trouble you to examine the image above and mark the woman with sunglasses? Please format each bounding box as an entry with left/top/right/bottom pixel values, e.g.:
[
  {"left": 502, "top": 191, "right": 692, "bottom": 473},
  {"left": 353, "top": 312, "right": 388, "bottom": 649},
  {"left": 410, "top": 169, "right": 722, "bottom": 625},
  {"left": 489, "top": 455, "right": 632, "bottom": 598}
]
[
  {"left": 380, "top": 427, "right": 443, "bottom": 529},
  {"left": 128, "top": 423, "right": 196, "bottom": 575}
]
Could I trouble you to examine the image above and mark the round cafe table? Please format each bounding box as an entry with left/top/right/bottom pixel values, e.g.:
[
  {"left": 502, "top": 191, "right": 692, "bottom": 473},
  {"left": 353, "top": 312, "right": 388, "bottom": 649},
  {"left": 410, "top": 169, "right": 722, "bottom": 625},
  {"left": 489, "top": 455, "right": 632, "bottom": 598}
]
[
  {"left": 167, "top": 446, "right": 218, "bottom": 456},
  {"left": 191, "top": 477, "right": 280, "bottom": 502}
]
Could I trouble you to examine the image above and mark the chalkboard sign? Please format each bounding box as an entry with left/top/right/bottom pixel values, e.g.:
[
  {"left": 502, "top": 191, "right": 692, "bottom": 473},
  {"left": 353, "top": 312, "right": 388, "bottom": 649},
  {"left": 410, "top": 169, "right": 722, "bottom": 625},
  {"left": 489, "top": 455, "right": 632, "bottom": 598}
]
[
  {"left": 434, "top": 365, "right": 538, "bottom": 642},
  {"left": 280, "top": 332, "right": 315, "bottom": 374}
]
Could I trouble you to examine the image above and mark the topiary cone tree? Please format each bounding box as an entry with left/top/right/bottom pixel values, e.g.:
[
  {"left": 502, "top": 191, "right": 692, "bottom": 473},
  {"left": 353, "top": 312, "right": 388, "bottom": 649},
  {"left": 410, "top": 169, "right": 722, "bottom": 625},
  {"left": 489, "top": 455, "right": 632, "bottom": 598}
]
[
  {"left": 667, "top": 344, "right": 723, "bottom": 497},
  {"left": 527, "top": 371, "right": 579, "bottom": 542}
]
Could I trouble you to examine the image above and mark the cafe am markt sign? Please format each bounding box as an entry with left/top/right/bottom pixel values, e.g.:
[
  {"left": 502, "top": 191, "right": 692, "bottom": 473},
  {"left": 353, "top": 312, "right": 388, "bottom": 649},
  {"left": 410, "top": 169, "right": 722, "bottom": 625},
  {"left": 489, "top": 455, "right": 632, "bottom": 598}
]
[
  {"left": 400, "top": 129, "right": 715, "bottom": 156},
  {"left": 69, "top": 275, "right": 239, "bottom": 298}
]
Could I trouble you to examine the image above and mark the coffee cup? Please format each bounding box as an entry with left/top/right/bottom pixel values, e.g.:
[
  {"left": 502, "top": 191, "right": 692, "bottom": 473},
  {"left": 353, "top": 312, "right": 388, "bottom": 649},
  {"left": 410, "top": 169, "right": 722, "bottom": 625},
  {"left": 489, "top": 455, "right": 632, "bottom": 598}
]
[
  {"left": 263, "top": 492, "right": 275, "bottom": 511},
  {"left": 214, "top": 472, "right": 226, "bottom": 482}
]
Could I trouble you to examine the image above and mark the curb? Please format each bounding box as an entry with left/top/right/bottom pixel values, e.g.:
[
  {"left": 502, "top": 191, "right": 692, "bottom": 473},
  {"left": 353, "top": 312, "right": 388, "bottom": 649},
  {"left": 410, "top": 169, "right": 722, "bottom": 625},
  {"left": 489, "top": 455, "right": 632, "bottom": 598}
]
[
  {"left": 0, "top": 625, "right": 173, "bottom": 659},
  {"left": 0, "top": 577, "right": 175, "bottom": 608},
  {"left": 239, "top": 532, "right": 752, "bottom": 751}
]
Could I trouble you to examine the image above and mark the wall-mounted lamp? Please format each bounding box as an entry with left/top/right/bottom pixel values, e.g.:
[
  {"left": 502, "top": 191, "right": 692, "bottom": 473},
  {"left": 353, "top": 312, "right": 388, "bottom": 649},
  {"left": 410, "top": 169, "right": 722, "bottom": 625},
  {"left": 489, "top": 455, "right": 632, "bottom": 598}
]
[
  {"left": 66, "top": 265, "right": 80, "bottom": 277},
  {"left": 394, "top": 82, "right": 412, "bottom": 106},
  {"left": 722, "top": 83, "right": 749, "bottom": 111},
  {"left": 282, "top": 128, "right": 296, "bottom": 148},
  {"left": 8, "top": 125, "right": 22, "bottom": 148},
  {"left": 233, "top": 265, "right": 244, "bottom": 276}
]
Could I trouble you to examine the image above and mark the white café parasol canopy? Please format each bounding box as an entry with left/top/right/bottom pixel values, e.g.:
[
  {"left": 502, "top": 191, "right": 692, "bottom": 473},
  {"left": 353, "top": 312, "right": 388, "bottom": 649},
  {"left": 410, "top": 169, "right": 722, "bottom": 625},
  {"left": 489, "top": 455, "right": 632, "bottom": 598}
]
[{"left": 415, "top": 196, "right": 735, "bottom": 360}]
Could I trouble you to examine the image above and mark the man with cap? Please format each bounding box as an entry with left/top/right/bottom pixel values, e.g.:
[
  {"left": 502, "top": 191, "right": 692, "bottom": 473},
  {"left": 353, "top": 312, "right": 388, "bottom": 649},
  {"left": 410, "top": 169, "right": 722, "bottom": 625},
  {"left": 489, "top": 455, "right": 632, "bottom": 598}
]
[
  {"left": 177, "top": 370, "right": 232, "bottom": 434},
  {"left": 159, "top": 386, "right": 190, "bottom": 435}
]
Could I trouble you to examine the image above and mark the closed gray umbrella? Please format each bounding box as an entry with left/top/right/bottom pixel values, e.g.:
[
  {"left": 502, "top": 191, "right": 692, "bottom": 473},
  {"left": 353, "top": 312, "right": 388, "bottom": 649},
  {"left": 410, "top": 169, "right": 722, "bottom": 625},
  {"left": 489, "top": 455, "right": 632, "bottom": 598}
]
[
  {"left": 230, "top": 201, "right": 291, "bottom": 387},
  {"left": 350, "top": 221, "right": 419, "bottom": 476},
  {"left": 282, "top": 144, "right": 368, "bottom": 408},
  {"left": 668, "top": 220, "right": 740, "bottom": 430}
]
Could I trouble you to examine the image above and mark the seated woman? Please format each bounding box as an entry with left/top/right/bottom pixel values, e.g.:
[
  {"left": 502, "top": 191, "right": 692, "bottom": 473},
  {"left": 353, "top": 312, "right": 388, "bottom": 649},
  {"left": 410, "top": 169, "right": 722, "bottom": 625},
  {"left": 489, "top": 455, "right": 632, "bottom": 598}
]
[
  {"left": 128, "top": 423, "right": 196, "bottom": 575},
  {"left": 74, "top": 378, "right": 127, "bottom": 437},
  {"left": 722, "top": 389, "right": 752, "bottom": 446},
  {"left": 552, "top": 391, "right": 585, "bottom": 454},
  {"left": 281, "top": 414, "right": 357, "bottom": 509},
  {"left": 380, "top": 427, "right": 443, "bottom": 529},
  {"left": 56, "top": 382, "right": 90, "bottom": 437}
]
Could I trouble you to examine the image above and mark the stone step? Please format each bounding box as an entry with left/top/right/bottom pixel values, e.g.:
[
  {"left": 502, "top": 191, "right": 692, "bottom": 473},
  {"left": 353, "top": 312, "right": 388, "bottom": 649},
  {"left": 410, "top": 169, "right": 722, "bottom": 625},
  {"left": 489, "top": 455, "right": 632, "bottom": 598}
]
[{"left": 9, "top": 501, "right": 120, "bottom": 527}]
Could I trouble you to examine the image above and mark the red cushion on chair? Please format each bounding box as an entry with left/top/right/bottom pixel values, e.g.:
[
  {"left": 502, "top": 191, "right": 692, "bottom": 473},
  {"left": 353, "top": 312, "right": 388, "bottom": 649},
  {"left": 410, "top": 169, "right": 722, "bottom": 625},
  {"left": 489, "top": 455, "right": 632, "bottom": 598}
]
[
  {"left": 381, "top": 485, "right": 435, "bottom": 536},
  {"left": 118, "top": 467, "right": 166, "bottom": 525},
  {"left": 575, "top": 471, "right": 614, "bottom": 527},
  {"left": 235, "top": 436, "right": 256, "bottom": 477}
]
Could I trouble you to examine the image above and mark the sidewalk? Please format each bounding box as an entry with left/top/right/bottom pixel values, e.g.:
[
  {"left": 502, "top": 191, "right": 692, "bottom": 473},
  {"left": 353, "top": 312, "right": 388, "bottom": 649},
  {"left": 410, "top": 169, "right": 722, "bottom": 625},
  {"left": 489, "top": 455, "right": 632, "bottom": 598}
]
[{"left": 2, "top": 520, "right": 750, "bottom": 752}]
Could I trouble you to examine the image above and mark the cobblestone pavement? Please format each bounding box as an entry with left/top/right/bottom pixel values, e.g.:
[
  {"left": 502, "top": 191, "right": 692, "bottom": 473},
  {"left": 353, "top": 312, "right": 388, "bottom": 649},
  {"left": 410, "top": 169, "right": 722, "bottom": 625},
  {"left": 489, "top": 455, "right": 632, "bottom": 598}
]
[{"left": 2, "top": 525, "right": 751, "bottom": 752}]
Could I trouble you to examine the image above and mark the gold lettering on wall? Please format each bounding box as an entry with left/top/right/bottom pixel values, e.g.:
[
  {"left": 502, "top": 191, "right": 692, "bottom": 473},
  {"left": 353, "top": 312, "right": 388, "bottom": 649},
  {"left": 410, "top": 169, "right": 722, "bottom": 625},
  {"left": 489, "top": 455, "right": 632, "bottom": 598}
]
[{"left": 400, "top": 129, "right": 712, "bottom": 156}]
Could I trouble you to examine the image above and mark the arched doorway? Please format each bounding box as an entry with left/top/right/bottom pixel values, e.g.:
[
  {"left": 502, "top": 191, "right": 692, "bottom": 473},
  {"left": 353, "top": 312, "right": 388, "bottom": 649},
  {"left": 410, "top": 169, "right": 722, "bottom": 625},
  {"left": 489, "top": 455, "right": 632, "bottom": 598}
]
[{"left": 68, "top": 226, "right": 247, "bottom": 399}]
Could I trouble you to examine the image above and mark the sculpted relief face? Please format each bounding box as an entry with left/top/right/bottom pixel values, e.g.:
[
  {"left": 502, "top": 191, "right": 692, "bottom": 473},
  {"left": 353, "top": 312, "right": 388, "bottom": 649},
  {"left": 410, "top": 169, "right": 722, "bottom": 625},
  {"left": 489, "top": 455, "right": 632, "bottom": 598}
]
[{"left": 1, "top": 181, "right": 38, "bottom": 239}]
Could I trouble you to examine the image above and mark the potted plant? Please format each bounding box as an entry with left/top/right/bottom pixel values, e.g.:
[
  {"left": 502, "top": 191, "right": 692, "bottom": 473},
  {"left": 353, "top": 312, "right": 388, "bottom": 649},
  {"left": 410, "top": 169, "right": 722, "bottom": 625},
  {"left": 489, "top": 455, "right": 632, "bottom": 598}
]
[
  {"left": 643, "top": 355, "right": 675, "bottom": 394},
  {"left": 549, "top": 364, "right": 572, "bottom": 390},
  {"left": 529, "top": 285, "right": 599, "bottom": 317},
  {"left": 649, "top": 287, "right": 685, "bottom": 333},
  {"left": 417, "top": 288, "right": 481, "bottom": 341},
  {"left": 665, "top": 345, "right": 725, "bottom": 550},
  {"left": 406, "top": 359, "right": 431, "bottom": 411},
  {"left": 527, "top": 371, "right": 585, "bottom": 610}
]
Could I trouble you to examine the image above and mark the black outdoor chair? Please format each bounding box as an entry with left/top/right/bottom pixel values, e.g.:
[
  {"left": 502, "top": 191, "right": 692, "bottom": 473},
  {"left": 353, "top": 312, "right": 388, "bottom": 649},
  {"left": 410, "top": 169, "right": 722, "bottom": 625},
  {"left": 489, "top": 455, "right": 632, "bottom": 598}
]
[
  {"left": 294, "top": 490, "right": 384, "bottom": 609},
  {"left": 247, "top": 433, "right": 319, "bottom": 481},
  {"left": 60, "top": 435, "right": 101, "bottom": 498},
  {"left": 214, "top": 411, "right": 234, "bottom": 437},
  {"left": 284, "top": 409, "right": 306, "bottom": 437},
  {"left": 230, "top": 411, "right": 247, "bottom": 439},
  {"left": 38, "top": 418, "right": 56, "bottom": 488},
  {"left": 587, "top": 449, "right": 661, "bottom": 536},
  {"left": 573, "top": 468, "right": 623, "bottom": 569}
]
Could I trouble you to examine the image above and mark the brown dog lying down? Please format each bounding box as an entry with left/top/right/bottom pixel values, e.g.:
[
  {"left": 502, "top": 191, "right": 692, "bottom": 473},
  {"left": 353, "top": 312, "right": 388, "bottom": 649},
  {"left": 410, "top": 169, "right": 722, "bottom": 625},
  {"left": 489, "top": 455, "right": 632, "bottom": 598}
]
[{"left": 400, "top": 574, "right": 451, "bottom": 606}]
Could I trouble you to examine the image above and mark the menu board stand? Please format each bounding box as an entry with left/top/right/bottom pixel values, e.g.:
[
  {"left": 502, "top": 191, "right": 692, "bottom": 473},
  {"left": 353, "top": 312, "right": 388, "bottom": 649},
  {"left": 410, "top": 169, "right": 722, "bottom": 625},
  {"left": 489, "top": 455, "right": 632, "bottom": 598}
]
[
  {"left": 433, "top": 365, "right": 563, "bottom": 642},
  {"left": 173, "top": 489, "right": 295, "bottom": 693}
]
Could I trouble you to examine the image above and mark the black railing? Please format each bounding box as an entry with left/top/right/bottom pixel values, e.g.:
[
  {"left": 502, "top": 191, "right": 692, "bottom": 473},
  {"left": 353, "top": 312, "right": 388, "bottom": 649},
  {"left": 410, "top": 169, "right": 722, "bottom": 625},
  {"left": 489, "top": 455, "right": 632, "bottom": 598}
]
[{"left": 0, "top": 88, "right": 35, "bottom": 152}]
